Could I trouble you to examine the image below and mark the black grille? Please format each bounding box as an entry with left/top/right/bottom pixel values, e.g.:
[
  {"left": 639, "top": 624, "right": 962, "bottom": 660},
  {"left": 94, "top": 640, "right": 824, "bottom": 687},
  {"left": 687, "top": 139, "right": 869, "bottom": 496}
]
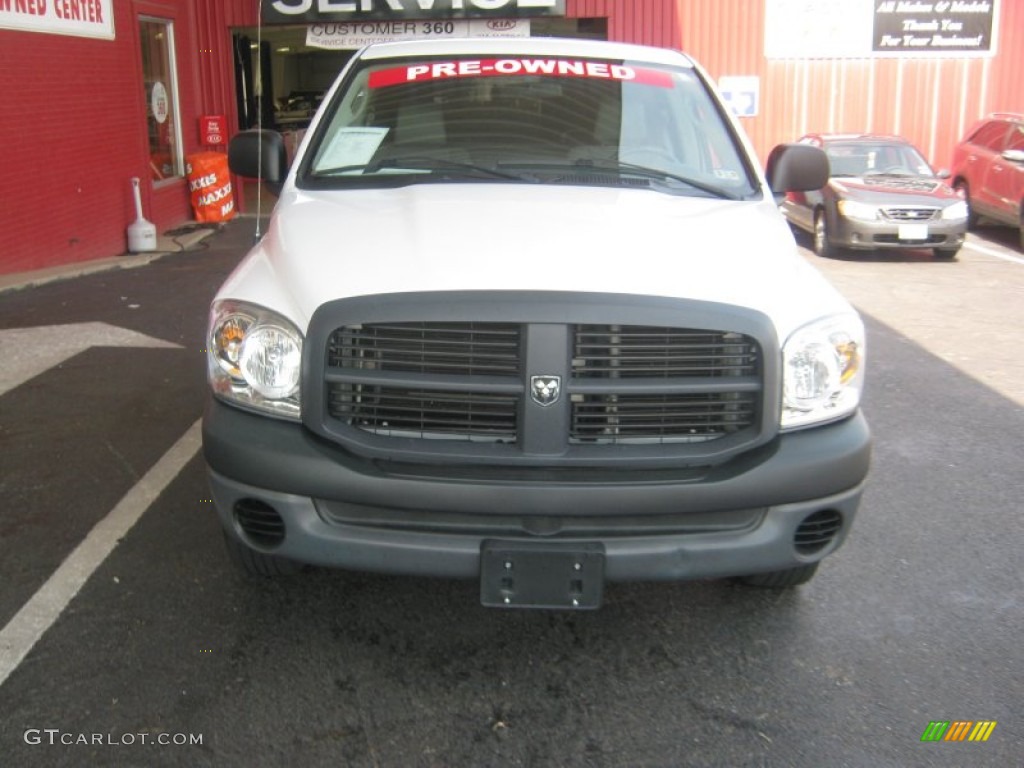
[
  {"left": 316, "top": 311, "right": 766, "bottom": 460},
  {"left": 571, "top": 392, "right": 756, "bottom": 444},
  {"left": 328, "top": 383, "right": 518, "bottom": 441},
  {"left": 328, "top": 322, "right": 521, "bottom": 375},
  {"left": 794, "top": 509, "right": 843, "bottom": 554},
  {"left": 573, "top": 326, "right": 758, "bottom": 378}
]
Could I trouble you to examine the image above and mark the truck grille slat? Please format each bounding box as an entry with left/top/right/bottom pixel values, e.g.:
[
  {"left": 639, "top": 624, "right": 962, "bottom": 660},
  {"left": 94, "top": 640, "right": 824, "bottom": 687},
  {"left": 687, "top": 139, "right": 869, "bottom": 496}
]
[
  {"left": 329, "top": 322, "right": 521, "bottom": 376},
  {"left": 573, "top": 326, "right": 758, "bottom": 378},
  {"left": 328, "top": 384, "right": 518, "bottom": 440},
  {"left": 571, "top": 393, "right": 756, "bottom": 444}
]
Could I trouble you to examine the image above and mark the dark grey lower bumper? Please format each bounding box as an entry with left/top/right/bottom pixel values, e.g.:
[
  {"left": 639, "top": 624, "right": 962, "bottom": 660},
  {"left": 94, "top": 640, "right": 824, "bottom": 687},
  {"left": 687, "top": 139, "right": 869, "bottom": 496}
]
[{"left": 203, "top": 398, "right": 871, "bottom": 582}]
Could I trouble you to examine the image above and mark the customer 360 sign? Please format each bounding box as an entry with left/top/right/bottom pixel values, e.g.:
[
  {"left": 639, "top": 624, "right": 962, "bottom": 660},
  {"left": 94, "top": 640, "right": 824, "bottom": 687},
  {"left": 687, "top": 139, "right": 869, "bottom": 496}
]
[{"left": 264, "top": 0, "right": 565, "bottom": 23}]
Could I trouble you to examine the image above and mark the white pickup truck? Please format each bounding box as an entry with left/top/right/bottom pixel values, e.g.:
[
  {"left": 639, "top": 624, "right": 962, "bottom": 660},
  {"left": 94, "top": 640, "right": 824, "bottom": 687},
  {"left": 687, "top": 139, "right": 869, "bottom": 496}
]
[{"left": 204, "top": 37, "right": 870, "bottom": 609}]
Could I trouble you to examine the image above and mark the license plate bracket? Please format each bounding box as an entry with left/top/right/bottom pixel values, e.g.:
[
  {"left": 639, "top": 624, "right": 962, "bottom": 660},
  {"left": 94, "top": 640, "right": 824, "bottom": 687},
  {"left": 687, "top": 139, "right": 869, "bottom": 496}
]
[{"left": 480, "top": 541, "right": 605, "bottom": 610}]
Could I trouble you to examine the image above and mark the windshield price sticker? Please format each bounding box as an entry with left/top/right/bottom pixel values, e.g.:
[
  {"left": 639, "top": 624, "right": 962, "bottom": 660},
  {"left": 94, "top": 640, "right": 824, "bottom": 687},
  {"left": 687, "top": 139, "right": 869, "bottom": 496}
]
[{"left": 368, "top": 59, "right": 675, "bottom": 88}]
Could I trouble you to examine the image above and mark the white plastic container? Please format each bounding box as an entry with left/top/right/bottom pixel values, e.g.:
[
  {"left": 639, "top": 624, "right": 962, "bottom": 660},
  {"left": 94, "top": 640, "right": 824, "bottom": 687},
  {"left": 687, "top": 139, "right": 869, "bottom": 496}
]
[{"left": 127, "top": 177, "right": 157, "bottom": 253}]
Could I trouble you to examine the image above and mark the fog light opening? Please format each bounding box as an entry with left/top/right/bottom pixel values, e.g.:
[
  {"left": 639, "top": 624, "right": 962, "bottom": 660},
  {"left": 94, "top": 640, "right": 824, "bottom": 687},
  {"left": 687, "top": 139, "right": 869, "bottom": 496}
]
[
  {"left": 233, "top": 498, "right": 286, "bottom": 548},
  {"left": 794, "top": 509, "right": 843, "bottom": 555}
]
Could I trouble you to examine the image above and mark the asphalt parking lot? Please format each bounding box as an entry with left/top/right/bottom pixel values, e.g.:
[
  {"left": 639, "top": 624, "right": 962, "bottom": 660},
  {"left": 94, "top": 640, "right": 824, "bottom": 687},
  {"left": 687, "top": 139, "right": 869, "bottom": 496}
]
[{"left": 0, "top": 218, "right": 1021, "bottom": 767}]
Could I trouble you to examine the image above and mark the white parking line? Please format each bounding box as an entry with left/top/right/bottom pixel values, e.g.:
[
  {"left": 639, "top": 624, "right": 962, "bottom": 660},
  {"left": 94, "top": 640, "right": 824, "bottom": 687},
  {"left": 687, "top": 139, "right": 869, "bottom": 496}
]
[
  {"left": 0, "top": 419, "right": 202, "bottom": 688},
  {"left": 964, "top": 239, "right": 1024, "bottom": 265}
]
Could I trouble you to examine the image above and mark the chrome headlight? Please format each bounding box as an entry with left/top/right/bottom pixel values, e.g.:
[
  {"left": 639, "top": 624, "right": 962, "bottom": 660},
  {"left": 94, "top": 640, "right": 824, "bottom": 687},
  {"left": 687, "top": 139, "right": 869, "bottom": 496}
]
[
  {"left": 208, "top": 300, "right": 302, "bottom": 420},
  {"left": 941, "top": 200, "right": 969, "bottom": 220},
  {"left": 781, "top": 314, "right": 865, "bottom": 430},
  {"left": 836, "top": 199, "right": 878, "bottom": 221}
]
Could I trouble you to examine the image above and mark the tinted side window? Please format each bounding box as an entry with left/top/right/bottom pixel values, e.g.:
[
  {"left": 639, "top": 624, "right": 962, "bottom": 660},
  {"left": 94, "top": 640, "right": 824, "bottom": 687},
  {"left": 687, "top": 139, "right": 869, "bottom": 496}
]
[
  {"left": 969, "top": 120, "right": 1010, "bottom": 152},
  {"left": 1005, "top": 124, "right": 1024, "bottom": 152}
]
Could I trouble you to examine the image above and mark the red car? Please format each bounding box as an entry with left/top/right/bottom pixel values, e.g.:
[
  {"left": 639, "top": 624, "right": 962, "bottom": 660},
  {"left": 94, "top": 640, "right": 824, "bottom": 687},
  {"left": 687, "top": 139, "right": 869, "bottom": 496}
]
[{"left": 951, "top": 113, "right": 1024, "bottom": 251}]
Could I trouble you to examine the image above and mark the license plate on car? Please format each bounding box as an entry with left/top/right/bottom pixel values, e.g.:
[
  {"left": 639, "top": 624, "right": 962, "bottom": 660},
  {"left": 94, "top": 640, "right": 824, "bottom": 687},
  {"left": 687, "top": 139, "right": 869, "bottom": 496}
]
[
  {"left": 480, "top": 541, "right": 605, "bottom": 610},
  {"left": 898, "top": 224, "right": 929, "bottom": 241}
]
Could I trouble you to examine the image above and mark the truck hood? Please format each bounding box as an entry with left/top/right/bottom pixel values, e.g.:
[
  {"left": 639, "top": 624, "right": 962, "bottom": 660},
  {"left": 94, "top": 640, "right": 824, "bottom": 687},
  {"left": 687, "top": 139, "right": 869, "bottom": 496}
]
[{"left": 220, "top": 183, "right": 854, "bottom": 339}]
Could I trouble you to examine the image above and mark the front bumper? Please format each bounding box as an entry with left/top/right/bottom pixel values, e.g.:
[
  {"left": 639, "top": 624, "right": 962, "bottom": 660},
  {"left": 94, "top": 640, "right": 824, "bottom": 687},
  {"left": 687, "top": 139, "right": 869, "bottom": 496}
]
[
  {"left": 831, "top": 214, "right": 966, "bottom": 250},
  {"left": 203, "top": 398, "right": 871, "bottom": 583}
]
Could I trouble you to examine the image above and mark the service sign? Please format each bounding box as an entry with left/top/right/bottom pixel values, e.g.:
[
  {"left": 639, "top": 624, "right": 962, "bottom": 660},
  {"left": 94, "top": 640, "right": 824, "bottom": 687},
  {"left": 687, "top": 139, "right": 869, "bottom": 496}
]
[
  {"left": 0, "top": 0, "right": 115, "bottom": 40},
  {"left": 265, "top": 0, "right": 565, "bottom": 23}
]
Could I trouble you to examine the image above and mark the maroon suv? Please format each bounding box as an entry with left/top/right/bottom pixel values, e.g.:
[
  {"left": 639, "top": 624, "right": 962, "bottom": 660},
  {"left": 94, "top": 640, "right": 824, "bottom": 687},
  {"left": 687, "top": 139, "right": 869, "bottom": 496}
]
[{"left": 951, "top": 113, "right": 1024, "bottom": 251}]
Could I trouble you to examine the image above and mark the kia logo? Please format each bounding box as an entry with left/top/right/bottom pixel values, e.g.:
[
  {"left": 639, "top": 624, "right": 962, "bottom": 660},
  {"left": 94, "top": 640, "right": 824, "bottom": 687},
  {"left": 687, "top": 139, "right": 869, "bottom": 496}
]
[{"left": 487, "top": 20, "right": 518, "bottom": 31}]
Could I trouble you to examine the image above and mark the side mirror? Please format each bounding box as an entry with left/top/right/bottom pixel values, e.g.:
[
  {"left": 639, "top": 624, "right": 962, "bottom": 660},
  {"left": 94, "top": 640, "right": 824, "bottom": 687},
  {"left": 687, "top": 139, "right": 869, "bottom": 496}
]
[
  {"left": 1003, "top": 149, "right": 1024, "bottom": 164},
  {"left": 766, "top": 143, "right": 830, "bottom": 197},
  {"left": 228, "top": 130, "right": 289, "bottom": 195}
]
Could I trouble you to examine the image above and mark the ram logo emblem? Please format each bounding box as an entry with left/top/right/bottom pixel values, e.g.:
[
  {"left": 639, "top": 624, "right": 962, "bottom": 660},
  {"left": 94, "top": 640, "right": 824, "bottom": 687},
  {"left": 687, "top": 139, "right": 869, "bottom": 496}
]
[{"left": 530, "top": 375, "right": 562, "bottom": 407}]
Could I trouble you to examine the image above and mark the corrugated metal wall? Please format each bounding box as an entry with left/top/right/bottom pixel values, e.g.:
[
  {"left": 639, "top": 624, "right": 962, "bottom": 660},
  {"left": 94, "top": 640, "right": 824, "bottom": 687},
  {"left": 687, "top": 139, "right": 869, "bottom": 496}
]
[
  {"left": 193, "top": 0, "right": 256, "bottom": 127},
  {"left": 672, "top": 0, "right": 1024, "bottom": 168},
  {"left": 567, "top": 0, "right": 680, "bottom": 48},
  {"left": 196, "top": 0, "right": 1023, "bottom": 169}
]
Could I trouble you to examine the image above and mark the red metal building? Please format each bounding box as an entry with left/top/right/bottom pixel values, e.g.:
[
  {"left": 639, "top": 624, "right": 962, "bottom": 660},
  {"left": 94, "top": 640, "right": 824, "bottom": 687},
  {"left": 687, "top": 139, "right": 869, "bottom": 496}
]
[{"left": 1, "top": 0, "right": 1021, "bottom": 275}]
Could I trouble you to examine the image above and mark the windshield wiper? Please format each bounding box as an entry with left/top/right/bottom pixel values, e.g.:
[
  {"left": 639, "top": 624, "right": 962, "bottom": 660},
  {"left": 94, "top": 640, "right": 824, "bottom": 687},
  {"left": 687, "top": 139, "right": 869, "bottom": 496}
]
[
  {"left": 613, "top": 161, "right": 742, "bottom": 199},
  {"left": 318, "top": 156, "right": 526, "bottom": 181},
  {"left": 499, "top": 160, "right": 740, "bottom": 199}
]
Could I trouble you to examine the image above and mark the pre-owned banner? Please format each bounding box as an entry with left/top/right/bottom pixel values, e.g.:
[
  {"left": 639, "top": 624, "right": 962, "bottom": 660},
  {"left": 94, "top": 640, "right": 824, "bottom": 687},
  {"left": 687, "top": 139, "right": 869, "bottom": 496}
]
[
  {"left": 264, "top": 0, "right": 565, "bottom": 24},
  {"left": 0, "top": 0, "right": 115, "bottom": 40}
]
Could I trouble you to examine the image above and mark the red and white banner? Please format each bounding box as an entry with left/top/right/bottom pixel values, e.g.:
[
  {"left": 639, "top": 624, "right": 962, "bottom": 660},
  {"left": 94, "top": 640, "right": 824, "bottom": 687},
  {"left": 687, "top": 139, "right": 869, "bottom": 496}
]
[{"left": 369, "top": 58, "right": 676, "bottom": 89}]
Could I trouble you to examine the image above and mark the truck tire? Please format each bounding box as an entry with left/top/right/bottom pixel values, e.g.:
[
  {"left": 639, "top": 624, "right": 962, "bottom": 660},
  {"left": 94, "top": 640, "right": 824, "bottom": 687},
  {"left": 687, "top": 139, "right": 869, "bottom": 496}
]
[
  {"left": 223, "top": 534, "right": 299, "bottom": 577},
  {"left": 736, "top": 562, "right": 819, "bottom": 588}
]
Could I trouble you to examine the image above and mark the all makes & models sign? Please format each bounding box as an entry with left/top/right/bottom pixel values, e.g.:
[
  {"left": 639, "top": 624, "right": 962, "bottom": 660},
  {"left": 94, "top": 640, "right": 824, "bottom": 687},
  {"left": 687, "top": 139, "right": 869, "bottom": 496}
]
[
  {"left": 765, "top": 0, "right": 998, "bottom": 58},
  {"left": 873, "top": 0, "right": 996, "bottom": 54},
  {"left": 265, "top": 0, "right": 566, "bottom": 23}
]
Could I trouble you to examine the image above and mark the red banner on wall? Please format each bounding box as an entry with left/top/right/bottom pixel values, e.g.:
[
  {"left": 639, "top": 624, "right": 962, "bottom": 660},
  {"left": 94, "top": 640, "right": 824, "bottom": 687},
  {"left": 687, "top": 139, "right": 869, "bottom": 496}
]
[{"left": 200, "top": 115, "right": 227, "bottom": 146}]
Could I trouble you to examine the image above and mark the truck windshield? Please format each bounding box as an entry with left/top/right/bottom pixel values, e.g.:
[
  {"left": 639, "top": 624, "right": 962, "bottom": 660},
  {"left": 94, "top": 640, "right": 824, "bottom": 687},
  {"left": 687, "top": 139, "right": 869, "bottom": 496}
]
[{"left": 302, "top": 55, "right": 757, "bottom": 199}]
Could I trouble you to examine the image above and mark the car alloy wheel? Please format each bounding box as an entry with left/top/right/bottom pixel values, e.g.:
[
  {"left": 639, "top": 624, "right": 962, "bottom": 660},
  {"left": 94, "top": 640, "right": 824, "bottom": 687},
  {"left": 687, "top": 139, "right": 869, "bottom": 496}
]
[
  {"left": 814, "top": 211, "right": 836, "bottom": 258},
  {"left": 955, "top": 181, "right": 978, "bottom": 228}
]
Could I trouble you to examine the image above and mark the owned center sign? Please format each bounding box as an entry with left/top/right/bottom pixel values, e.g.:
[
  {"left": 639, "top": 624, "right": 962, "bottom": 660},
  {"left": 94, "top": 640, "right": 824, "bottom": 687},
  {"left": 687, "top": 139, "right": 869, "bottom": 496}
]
[
  {"left": 265, "top": 0, "right": 566, "bottom": 23},
  {"left": 0, "top": 0, "right": 115, "bottom": 40}
]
